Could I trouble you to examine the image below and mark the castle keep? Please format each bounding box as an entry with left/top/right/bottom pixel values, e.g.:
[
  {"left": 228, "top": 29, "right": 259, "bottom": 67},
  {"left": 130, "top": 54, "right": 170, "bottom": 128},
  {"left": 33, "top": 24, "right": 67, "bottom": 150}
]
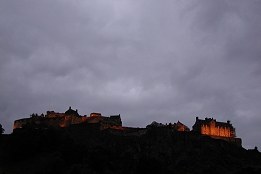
[
  {"left": 192, "top": 117, "right": 241, "bottom": 145},
  {"left": 193, "top": 117, "right": 235, "bottom": 137},
  {"left": 13, "top": 107, "right": 122, "bottom": 130}
]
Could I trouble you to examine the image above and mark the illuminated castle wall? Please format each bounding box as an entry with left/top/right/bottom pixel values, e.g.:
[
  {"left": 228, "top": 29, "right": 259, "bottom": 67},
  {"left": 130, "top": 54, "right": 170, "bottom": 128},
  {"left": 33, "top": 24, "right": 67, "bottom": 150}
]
[
  {"left": 192, "top": 117, "right": 236, "bottom": 138},
  {"left": 13, "top": 107, "right": 122, "bottom": 130},
  {"left": 192, "top": 117, "right": 241, "bottom": 146}
]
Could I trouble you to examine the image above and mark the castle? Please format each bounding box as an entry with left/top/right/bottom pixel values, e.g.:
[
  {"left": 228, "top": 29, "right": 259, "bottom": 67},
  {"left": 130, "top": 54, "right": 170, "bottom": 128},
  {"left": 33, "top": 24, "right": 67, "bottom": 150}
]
[
  {"left": 13, "top": 107, "right": 122, "bottom": 130},
  {"left": 192, "top": 117, "right": 241, "bottom": 145},
  {"left": 192, "top": 117, "right": 235, "bottom": 137},
  {"left": 13, "top": 109, "right": 241, "bottom": 146}
]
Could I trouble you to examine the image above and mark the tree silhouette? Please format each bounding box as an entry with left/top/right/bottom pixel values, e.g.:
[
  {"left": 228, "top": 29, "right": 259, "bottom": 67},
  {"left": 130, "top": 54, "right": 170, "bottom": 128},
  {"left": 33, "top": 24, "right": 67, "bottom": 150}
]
[{"left": 0, "top": 123, "right": 4, "bottom": 134}]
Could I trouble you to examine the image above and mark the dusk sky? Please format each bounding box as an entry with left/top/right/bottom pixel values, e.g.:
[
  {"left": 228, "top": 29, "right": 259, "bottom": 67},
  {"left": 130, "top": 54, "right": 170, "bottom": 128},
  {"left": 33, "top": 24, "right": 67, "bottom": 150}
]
[{"left": 0, "top": 0, "right": 261, "bottom": 149}]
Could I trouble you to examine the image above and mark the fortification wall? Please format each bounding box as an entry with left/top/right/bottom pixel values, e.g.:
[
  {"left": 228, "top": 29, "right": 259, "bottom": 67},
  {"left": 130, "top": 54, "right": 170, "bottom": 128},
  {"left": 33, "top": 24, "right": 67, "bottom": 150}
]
[
  {"left": 200, "top": 124, "right": 235, "bottom": 138},
  {"left": 13, "top": 108, "right": 122, "bottom": 132}
]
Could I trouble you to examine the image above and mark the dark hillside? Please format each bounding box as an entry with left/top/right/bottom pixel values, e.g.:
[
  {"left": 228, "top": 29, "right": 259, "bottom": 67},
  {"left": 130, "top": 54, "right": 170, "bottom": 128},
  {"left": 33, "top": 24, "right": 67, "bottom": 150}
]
[{"left": 0, "top": 127, "right": 261, "bottom": 174}]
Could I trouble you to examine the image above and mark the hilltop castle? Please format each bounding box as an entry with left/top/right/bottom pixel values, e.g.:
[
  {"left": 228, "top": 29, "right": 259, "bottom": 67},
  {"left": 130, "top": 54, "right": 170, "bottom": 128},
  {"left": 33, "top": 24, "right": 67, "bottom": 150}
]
[
  {"left": 13, "top": 109, "right": 241, "bottom": 146},
  {"left": 14, "top": 107, "right": 122, "bottom": 130},
  {"left": 192, "top": 117, "right": 241, "bottom": 145}
]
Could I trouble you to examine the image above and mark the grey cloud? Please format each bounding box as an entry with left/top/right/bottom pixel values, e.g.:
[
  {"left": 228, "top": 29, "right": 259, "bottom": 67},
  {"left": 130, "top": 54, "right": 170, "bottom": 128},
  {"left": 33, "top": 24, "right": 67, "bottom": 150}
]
[{"left": 0, "top": 0, "right": 261, "bottom": 148}]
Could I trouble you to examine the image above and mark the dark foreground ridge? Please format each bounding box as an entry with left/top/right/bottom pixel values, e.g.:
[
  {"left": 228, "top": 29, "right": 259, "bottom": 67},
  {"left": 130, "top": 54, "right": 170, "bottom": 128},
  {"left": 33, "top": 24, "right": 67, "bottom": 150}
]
[
  {"left": 0, "top": 108, "right": 261, "bottom": 174},
  {"left": 1, "top": 127, "right": 261, "bottom": 174}
]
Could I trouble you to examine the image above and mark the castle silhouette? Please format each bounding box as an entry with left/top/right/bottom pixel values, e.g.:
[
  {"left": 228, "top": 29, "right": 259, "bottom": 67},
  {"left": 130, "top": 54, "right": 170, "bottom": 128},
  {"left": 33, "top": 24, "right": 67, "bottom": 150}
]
[{"left": 13, "top": 107, "right": 242, "bottom": 146}]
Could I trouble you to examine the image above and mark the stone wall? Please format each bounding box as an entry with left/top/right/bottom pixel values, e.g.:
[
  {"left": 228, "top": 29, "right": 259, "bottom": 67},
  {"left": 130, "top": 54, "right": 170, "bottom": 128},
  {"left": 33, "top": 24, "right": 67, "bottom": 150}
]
[
  {"left": 200, "top": 124, "right": 234, "bottom": 138},
  {"left": 13, "top": 110, "right": 122, "bottom": 131}
]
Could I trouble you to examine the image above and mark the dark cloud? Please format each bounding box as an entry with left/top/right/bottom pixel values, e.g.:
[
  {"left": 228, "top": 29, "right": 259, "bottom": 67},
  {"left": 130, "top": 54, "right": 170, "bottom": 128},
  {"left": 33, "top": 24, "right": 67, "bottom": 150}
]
[{"left": 0, "top": 0, "right": 261, "bottom": 149}]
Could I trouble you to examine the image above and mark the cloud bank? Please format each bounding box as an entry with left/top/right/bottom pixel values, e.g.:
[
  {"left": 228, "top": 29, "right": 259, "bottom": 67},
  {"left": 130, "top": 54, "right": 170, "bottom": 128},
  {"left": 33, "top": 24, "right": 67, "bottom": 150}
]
[{"left": 0, "top": 0, "right": 261, "bottom": 148}]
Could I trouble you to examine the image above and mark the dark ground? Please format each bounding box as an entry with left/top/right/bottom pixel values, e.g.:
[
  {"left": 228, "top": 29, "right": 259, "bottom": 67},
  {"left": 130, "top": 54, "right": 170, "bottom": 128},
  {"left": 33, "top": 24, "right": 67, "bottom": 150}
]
[{"left": 0, "top": 126, "right": 261, "bottom": 174}]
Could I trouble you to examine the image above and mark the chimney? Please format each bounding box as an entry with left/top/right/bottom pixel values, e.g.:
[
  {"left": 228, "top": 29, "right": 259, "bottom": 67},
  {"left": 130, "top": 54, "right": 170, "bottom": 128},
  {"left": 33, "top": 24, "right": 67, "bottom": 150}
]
[{"left": 196, "top": 117, "right": 198, "bottom": 121}]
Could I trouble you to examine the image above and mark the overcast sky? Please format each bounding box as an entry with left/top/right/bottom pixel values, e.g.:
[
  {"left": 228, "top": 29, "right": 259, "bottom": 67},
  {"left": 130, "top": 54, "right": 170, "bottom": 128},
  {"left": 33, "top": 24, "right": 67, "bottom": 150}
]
[{"left": 0, "top": 0, "right": 261, "bottom": 149}]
